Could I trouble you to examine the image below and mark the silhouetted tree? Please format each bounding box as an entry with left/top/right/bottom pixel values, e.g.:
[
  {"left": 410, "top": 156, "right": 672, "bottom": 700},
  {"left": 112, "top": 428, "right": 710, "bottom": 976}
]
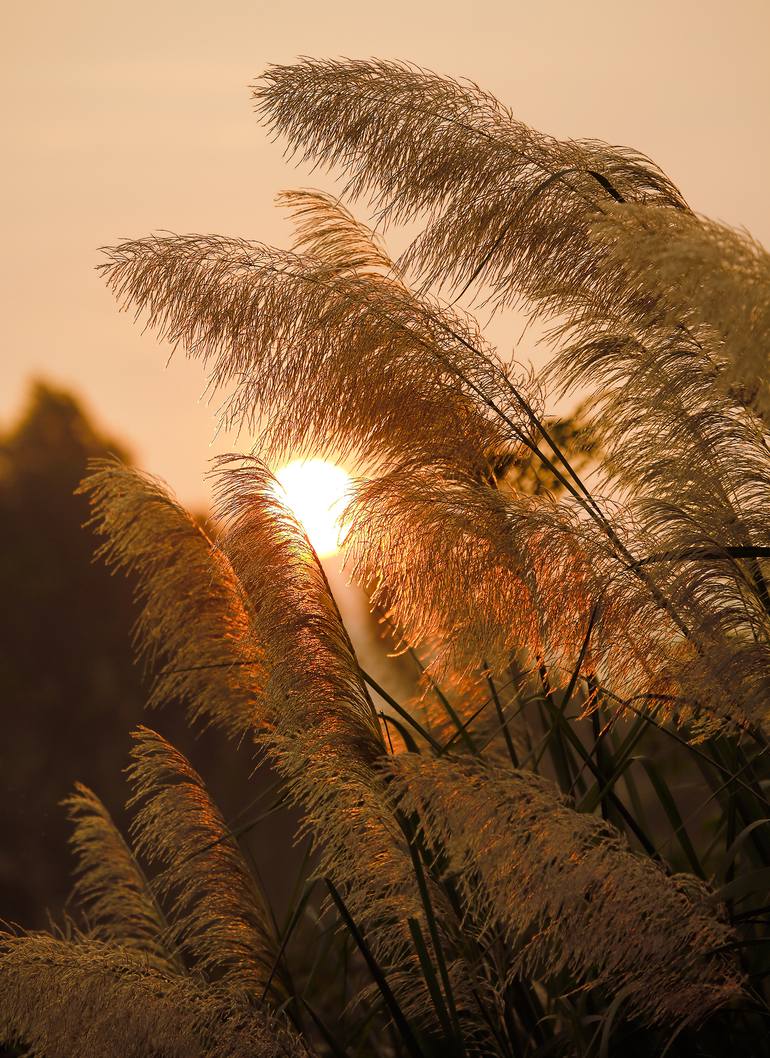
[
  {"left": 0, "top": 383, "right": 144, "bottom": 925},
  {"left": 0, "top": 383, "right": 291, "bottom": 931}
]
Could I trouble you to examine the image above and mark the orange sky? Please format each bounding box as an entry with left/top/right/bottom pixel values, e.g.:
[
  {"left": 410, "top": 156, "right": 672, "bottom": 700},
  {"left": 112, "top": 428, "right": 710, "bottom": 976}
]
[{"left": 2, "top": 0, "right": 769, "bottom": 507}]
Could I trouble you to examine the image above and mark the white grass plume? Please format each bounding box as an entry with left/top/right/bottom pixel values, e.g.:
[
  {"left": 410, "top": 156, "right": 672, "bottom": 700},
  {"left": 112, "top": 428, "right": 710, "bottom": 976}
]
[
  {"left": 389, "top": 753, "right": 742, "bottom": 1026},
  {"left": 213, "top": 456, "right": 420, "bottom": 933},
  {"left": 78, "top": 459, "right": 265, "bottom": 739},
  {"left": 278, "top": 187, "right": 398, "bottom": 280},
  {"left": 213, "top": 455, "right": 382, "bottom": 759},
  {"left": 255, "top": 58, "right": 687, "bottom": 310},
  {"left": 344, "top": 458, "right": 684, "bottom": 720},
  {"left": 64, "top": 783, "right": 181, "bottom": 975},
  {"left": 546, "top": 282, "right": 770, "bottom": 731},
  {"left": 127, "top": 727, "right": 285, "bottom": 999},
  {"left": 0, "top": 933, "right": 303, "bottom": 1058},
  {"left": 590, "top": 203, "right": 770, "bottom": 423},
  {"left": 99, "top": 230, "right": 526, "bottom": 479}
]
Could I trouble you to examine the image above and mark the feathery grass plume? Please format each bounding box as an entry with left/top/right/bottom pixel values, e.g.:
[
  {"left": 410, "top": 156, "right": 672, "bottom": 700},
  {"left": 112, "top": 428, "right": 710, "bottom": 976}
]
[
  {"left": 0, "top": 933, "right": 304, "bottom": 1058},
  {"left": 280, "top": 186, "right": 534, "bottom": 480},
  {"left": 345, "top": 460, "right": 540, "bottom": 674},
  {"left": 213, "top": 455, "right": 382, "bottom": 759},
  {"left": 214, "top": 456, "right": 494, "bottom": 1041},
  {"left": 100, "top": 229, "right": 528, "bottom": 479},
  {"left": 276, "top": 186, "right": 510, "bottom": 470},
  {"left": 589, "top": 203, "right": 770, "bottom": 421},
  {"left": 213, "top": 456, "right": 418, "bottom": 928},
  {"left": 254, "top": 58, "right": 687, "bottom": 310},
  {"left": 63, "top": 783, "right": 181, "bottom": 975},
  {"left": 524, "top": 205, "right": 770, "bottom": 732},
  {"left": 389, "top": 753, "right": 742, "bottom": 1025},
  {"left": 278, "top": 187, "right": 399, "bottom": 280},
  {"left": 546, "top": 301, "right": 770, "bottom": 731},
  {"left": 344, "top": 457, "right": 676, "bottom": 717},
  {"left": 127, "top": 727, "right": 284, "bottom": 999},
  {"left": 78, "top": 459, "right": 264, "bottom": 738}
]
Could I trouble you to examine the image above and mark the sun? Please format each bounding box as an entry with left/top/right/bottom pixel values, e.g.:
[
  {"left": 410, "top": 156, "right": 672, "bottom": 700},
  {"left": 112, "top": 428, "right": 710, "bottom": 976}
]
[{"left": 274, "top": 459, "right": 352, "bottom": 559}]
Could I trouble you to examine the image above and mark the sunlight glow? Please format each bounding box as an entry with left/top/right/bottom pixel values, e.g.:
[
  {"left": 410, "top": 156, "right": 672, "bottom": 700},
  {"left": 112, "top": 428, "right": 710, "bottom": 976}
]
[{"left": 274, "top": 459, "right": 352, "bottom": 559}]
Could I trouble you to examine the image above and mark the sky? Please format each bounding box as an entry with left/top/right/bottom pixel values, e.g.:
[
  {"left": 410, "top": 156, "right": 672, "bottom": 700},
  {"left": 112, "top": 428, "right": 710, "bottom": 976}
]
[{"left": 2, "top": 0, "right": 769, "bottom": 508}]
